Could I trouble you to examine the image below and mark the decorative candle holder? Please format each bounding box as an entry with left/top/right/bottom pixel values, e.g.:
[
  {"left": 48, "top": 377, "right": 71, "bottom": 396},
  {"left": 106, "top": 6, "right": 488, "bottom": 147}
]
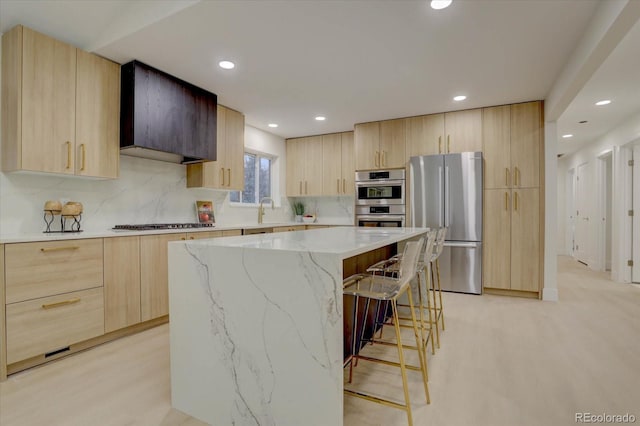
[
  {"left": 43, "top": 200, "right": 83, "bottom": 233},
  {"left": 61, "top": 214, "right": 82, "bottom": 233}
]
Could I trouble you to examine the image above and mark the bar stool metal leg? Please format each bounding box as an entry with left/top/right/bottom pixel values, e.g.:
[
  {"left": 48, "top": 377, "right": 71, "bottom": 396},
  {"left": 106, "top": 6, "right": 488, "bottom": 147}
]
[{"left": 435, "top": 258, "right": 445, "bottom": 330}]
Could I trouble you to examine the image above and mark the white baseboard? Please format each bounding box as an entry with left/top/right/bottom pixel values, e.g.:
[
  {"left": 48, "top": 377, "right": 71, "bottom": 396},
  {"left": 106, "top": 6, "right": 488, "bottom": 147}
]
[{"left": 542, "top": 287, "right": 559, "bottom": 302}]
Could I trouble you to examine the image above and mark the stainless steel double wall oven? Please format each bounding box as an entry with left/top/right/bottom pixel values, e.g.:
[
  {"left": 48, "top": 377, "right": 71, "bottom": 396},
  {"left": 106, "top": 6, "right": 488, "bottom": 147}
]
[{"left": 355, "top": 169, "right": 405, "bottom": 227}]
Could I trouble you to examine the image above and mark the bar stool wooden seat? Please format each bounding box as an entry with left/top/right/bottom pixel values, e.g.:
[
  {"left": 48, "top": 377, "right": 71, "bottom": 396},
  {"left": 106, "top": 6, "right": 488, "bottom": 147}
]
[{"left": 343, "top": 238, "right": 429, "bottom": 426}]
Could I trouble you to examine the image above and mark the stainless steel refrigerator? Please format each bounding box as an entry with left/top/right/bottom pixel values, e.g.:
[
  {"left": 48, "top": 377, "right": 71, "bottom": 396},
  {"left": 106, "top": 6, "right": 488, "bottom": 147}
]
[{"left": 409, "top": 152, "right": 483, "bottom": 294}]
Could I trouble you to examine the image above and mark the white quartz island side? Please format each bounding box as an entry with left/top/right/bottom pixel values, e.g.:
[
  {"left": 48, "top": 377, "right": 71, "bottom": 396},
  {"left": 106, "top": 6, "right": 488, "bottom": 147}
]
[{"left": 168, "top": 226, "right": 428, "bottom": 426}]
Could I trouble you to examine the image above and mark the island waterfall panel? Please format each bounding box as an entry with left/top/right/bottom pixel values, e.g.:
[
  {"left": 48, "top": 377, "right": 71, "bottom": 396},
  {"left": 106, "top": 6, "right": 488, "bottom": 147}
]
[{"left": 168, "top": 244, "right": 343, "bottom": 425}]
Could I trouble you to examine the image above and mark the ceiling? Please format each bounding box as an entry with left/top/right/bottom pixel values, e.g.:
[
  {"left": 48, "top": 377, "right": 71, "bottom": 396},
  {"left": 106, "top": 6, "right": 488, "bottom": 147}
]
[{"left": 1, "top": 0, "right": 637, "bottom": 151}]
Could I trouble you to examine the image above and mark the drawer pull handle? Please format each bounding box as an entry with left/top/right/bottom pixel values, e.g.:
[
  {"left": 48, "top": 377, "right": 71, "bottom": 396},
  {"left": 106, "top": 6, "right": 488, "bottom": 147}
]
[
  {"left": 40, "top": 246, "right": 80, "bottom": 252},
  {"left": 42, "top": 298, "right": 81, "bottom": 309}
]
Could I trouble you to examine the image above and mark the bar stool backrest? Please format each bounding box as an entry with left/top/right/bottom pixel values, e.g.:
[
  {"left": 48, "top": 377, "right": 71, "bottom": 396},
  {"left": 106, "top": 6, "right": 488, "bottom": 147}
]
[
  {"left": 398, "top": 237, "right": 424, "bottom": 286},
  {"left": 431, "top": 227, "right": 448, "bottom": 261},
  {"left": 421, "top": 230, "right": 438, "bottom": 268}
]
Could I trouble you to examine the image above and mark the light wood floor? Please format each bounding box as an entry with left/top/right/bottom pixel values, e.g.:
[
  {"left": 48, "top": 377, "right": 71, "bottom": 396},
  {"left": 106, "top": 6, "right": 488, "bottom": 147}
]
[{"left": 1, "top": 256, "right": 639, "bottom": 426}]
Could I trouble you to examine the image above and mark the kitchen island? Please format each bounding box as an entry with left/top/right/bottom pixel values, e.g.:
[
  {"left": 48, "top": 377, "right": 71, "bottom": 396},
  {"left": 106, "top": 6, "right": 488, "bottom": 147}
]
[{"left": 168, "top": 226, "right": 428, "bottom": 426}]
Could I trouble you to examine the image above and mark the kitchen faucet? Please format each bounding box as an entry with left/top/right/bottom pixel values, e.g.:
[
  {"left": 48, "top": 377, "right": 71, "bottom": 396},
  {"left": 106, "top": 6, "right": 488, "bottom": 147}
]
[{"left": 258, "top": 197, "right": 275, "bottom": 224}]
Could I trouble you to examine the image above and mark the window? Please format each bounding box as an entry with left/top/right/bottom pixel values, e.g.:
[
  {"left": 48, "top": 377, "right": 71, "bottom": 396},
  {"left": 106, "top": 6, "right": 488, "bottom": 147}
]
[{"left": 230, "top": 152, "right": 272, "bottom": 204}]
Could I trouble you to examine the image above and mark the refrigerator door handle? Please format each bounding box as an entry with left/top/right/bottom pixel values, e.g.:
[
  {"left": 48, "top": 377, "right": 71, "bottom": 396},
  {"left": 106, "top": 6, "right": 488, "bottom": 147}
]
[
  {"left": 438, "top": 166, "right": 444, "bottom": 227},
  {"left": 444, "top": 166, "right": 450, "bottom": 227},
  {"left": 444, "top": 241, "right": 480, "bottom": 248}
]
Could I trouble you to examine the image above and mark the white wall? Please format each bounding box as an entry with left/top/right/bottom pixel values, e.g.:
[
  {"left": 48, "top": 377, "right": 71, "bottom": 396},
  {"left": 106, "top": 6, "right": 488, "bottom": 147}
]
[{"left": 557, "top": 110, "right": 640, "bottom": 281}]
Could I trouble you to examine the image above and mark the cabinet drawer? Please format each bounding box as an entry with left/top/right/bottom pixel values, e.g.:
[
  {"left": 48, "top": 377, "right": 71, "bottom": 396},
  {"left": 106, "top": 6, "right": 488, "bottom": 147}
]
[
  {"left": 273, "top": 226, "right": 305, "bottom": 232},
  {"left": 6, "top": 287, "right": 105, "bottom": 364},
  {"left": 5, "top": 239, "right": 103, "bottom": 303}
]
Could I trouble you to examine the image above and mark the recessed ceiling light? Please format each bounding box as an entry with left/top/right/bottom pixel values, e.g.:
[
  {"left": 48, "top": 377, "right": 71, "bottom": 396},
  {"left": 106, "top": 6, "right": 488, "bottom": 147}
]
[
  {"left": 562, "top": 134, "right": 573, "bottom": 138},
  {"left": 268, "top": 123, "right": 278, "bottom": 128},
  {"left": 595, "top": 99, "right": 611, "bottom": 106},
  {"left": 431, "top": 0, "right": 452, "bottom": 10},
  {"left": 218, "top": 60, "right": 235, "bottom": 70},
  {"left": 453, "top": 95, "right": 466, "bottom": 101},
  {"left": 315, "top": 116, "right": 326, "bottom": 121}
]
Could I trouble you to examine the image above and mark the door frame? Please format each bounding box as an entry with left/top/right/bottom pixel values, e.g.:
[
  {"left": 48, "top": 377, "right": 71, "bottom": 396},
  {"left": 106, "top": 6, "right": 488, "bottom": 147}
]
[
  {"left": 611, "top": 145, "right": 633, "bottom": 283},
  {"left": 566, "top": 167, "right": 576, "bottom": 256},
  {"left": 574, "top": 162, "right": 590, "bottom": 266},
  {"left": 632, "top": 144, "right": 640, "bottom": 282}
]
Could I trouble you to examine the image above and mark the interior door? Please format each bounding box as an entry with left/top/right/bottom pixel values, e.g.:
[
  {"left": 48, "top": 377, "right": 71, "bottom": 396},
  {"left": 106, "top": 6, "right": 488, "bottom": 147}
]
[
  {"left": 575, "top": 162, "right": 591, "bottom": 265},
  {"left": 633, "top": 147, "right": 640, "bottom": 282}
]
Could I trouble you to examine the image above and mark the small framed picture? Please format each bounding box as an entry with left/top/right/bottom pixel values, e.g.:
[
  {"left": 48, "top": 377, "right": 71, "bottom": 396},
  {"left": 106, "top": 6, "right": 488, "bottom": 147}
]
[{"left": 195, "top": 200, "right": 215, "bottom": 224}]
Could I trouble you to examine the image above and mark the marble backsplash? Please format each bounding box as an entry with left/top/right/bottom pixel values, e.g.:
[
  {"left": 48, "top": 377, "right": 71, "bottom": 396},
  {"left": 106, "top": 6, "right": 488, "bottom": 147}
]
[{"left": 0, "top": 156, "right": 354, "bottom": 235}]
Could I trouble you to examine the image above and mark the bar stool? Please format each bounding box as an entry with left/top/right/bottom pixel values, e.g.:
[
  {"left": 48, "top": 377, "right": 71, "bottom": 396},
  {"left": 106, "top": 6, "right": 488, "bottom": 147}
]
[
  {"left": 343, "top": 238, "right": 429, "bottom": 426},
  {"left": 429, "top": 227, "right": 447, "bottom": 346},
  {"left": 367, "top": 229, "right": 439, "bottom": 355}
]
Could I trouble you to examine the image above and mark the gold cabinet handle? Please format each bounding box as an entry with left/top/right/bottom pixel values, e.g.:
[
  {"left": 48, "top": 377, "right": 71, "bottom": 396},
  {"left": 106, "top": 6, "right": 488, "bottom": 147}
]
[
  {"left": 305, "top": 181, "right": 308, "bottom": 194},
  {"left": 505, "top": 168, "right": 510, "bottom": 186},
  {"left": 514, "top": 167, "right": 520, "bottom": 186},
  {"left": 337, "top": 178, "right": 340, "bottom": 194},
  {"left": 220, "top": 168, "right": 224, "bottom": 186},
  {"left": 343, "top": 178, "right": 346, "bottom": 194},
  {"left": 181, "top": 237, "right": 186, "bottom": 240},
  {"left": 299, "top": 181, "right": 302, "bottom": 195},
  {"left": 382, "top": 151, "right": 387, "bottom": 167},
  {"left": 66, "top": 141, "right": 72, "bottom": 169},
  {"left": 447, "top": 135, "right": 451, "bottom": 153},
  {"left": 438, "top": 136, "right": 442, "bottom": 154},
  {"left": 375, "top": 151, "right": 380, "bottom": 167},
  {"left": 42, "top": 298, "right": 80, "bottom": 309},
  {"left": 40, "top": 246, "right": 79, "bottom": 253},
  {"left": 80, "top": 144, "right": 86, "bottom": 171},
  {"left": 505, "top": 192, "right": 509, "bottom": 210},
  {"left": 514, "top": 192, "right": 519, "bottom": 211},
  {"left": 227, "top": 169, "right": 231, "bottom": 187},
  {"left": 189, "top": 236, "right": 195, "bottom": 240}
]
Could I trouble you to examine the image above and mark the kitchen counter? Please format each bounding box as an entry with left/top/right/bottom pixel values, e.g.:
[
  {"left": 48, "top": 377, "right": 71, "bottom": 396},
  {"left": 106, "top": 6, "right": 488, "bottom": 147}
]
[
  {"left": 167, "top": 226, "right": 428, "bottom": 425},
  {"left": 0, "top": 221, "right": 349, "bottom": 244}
]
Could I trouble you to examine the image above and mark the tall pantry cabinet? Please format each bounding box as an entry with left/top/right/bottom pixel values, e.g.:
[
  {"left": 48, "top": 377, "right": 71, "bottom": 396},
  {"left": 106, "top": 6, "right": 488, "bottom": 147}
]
[{"left": 482, "top": 101, "right": 543, "bottom": 295}]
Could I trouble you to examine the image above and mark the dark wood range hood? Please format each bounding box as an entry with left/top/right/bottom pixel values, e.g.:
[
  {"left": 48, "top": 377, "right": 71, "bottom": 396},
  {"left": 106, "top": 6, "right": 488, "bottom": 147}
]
[{"left": 120, "top": 60, "right": 217, "bottom": 164}]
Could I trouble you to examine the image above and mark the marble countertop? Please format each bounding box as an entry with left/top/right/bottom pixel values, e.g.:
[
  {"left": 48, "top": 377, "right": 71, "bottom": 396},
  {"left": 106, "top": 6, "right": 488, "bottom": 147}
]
[
  {"left": 181, "top": 226, "right": 428, "bottom": 259},
  {"left": 0, "top": 221, "right": 351, "bottom": 244}
]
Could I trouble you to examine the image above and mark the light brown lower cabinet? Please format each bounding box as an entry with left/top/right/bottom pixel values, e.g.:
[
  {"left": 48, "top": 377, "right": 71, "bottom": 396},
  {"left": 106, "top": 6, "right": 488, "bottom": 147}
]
[
  {"left": 6, "top": 287, "right": 104, "bottom": 364},
  {"left": 187, "top": 231, "right": 223, "bottom": 240},
  {"left": 273, "top": 226, "right": 305, "bottom": 233},
  {"left": 483, "top": 188, "right": 540, "bottom": 293},
  {"left": 104, "top": 236, "right": 141, "bottom": 333},
  {"left": 140, "top": 234, "right": 186, "bottom": 321}
]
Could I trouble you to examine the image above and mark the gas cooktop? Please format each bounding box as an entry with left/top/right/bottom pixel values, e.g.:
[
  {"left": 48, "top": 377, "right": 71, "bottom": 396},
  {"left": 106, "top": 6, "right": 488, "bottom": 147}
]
[{"left": 112, "top": 223, "right": 215, "bottom": 231}]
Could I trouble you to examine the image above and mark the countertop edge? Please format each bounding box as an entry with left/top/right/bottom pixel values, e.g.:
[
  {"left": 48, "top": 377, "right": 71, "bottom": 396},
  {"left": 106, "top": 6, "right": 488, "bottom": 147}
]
[{"left": 0, "top": 222, "right": 353, "bottom": 244}]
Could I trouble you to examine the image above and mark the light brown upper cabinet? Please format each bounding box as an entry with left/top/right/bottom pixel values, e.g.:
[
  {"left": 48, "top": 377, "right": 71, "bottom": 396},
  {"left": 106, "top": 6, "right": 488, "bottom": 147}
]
[
  {"left": 187, "top": 105, "right": 245, "bottom": 190},
  {"left": 286, "top": 136, "right": 323, "bottom": 196},
  {"left": 354, "top": 119, "right": 406, "bottom": 170},
  {"left": 322, "top": 131, "right": 354, "bottom": 195},
  {"left": 405, "top": 113, "right": 444, "bottom": 158},
  {"left": 483, "top": 101, "right": 542, "bottom": 189},
  {"left": 443, "top": 109, "right": 482, "bottom": 154},
  {"left": 75, "top": 50, "right": 120, "bottom": 178},
  {"left": 1, "top": 25, "right": 119, "bottom": 178}
]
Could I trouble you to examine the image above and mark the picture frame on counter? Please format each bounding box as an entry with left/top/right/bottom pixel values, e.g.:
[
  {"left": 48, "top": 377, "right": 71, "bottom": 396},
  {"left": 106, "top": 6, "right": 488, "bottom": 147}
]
[{"left": 195, "top": 201, "right": 215, "bottom": 224}]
